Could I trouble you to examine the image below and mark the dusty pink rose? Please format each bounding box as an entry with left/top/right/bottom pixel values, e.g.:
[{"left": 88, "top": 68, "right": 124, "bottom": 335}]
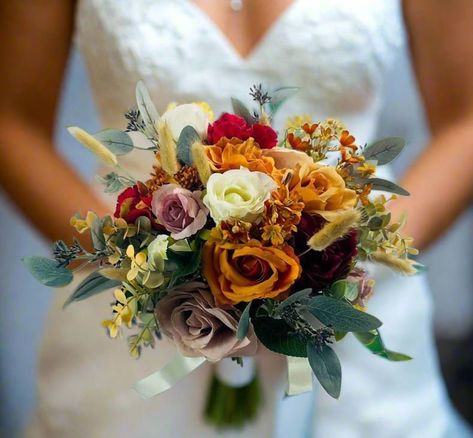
[
  {"left": 155, "top": 282, "right": 258, "bottom": 361},
  {"left": 346, "top": 268, "right": 375, "bottom": 308},
  {"left": 151, "top": 184, "right": 208, "bottom": 239}
]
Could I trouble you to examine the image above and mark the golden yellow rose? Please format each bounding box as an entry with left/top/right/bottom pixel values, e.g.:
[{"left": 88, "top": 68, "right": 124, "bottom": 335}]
[
  {"left": 202, "top": 239, "right": 301, "bottom": 305},
  {"left": 290, "top": 163, "right": 357, "bottom": 219}
]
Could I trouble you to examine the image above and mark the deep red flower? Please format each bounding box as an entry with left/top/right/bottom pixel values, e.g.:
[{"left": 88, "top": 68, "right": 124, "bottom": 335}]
[
  {"left": 207, "top": 113, "right": 252, "bottom": 144},
  {"left": 114, "top": 183, "right": 155, "bottom": 224},
  {"left": 251, "top": 123, "right": 278, "bottom": 149},
  {"left": 294, "top": 213, "right": 358, "bottom": 291},
  {"left": 207, "top": 113, "right": 278, "bottom": 149}
]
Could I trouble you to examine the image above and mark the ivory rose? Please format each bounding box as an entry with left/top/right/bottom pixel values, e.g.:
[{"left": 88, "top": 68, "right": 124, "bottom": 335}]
[
  {"left": 151, "top": 184, "right": 208, "bottom": 239},
  {"left": 203, "top": 168, "right": 277, "bottom": 223},
  {"left": 155, "top": 282, "right": 258, "bottom": 361},
  {"left": 202, "top": 239, "right": 301, "bottom": 305},
  {"left": 160, "top": 103, "right": 209, "bottom": 141}
]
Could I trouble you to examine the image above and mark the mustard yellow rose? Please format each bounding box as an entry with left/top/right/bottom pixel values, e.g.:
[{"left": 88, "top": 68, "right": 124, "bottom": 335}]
[
  {"left": 202, "top": 239, "right": 301, "bottom": 305},
  {"left": 290, "top": 163, "right": 357, "bottom": 219}
]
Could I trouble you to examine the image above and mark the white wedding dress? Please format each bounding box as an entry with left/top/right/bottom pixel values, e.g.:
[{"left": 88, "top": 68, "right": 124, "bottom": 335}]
[{"left": 26, "top": 0, "right": 469, "bottom": 437}]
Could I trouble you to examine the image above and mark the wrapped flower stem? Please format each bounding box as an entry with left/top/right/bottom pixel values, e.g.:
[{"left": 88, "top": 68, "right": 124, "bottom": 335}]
[{"left": 204, "top": 358, "right": 263, "bottom": 429}]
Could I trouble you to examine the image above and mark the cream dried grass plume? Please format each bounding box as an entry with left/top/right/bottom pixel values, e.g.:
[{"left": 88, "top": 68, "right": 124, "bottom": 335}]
[
  {"left": 191, "top": 142, "right": 212, "bottom": 185},
  {"left": 157, "top": 120, "right": 179, "bottom": 175},
  {"left": 67, "top": 126, "right": 118, "bottom": 167},
  {"left": 307, "top": 208, "right": 361, "bottom": 251},
  {"left": 369, "top": 251, "right": 417, "bottom": 275}
]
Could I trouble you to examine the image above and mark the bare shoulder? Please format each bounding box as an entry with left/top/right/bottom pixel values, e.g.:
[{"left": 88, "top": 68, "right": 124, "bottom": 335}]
[{"left": 403, "top": 0, "right": 473, "bottom": 127}]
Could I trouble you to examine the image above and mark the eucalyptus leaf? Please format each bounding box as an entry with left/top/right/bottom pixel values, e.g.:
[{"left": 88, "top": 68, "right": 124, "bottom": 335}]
[
  {"left": 96, "top": 172, "right": 130, "bottom": 193},
  {"left": 94, "top": 129, "right": 134, "bottom": 155},
  {"left": 136, "top": 80, "right": 159, "bottom": 139},
  {"left": 268, "top": 86, "right": 299, "bottom": 115},
  {"left": 277, "top": 288, "right": 312, "bottom": 313},
  {"left": 231, "top": 97, "right": 257, "bottom": 125},
  {"left": 22, "top": 256, "right": 73, "bottom": 288},
  {"left": 345, "top": 283, "right": 359, "bottom": 301},
  {"left": 307, "top": 342, "right": 341, "bottom": 399},
  {"left": 368, "top": 178, "right": 410, "bottom": 196},
  {"left": 63, "top": 271, "right": 121, "bottom": 307},
  {"left": 90, "top": 216, "right": 106, "bottom": 251},
  {"left": 363, "top": 137, "right": 405, "bottom": 165},
  {"left": 167, "top": 241, "right": 203, "bottom": 287},
  {"left": 253, "top": 316, "right": 307, "bottom": 357},
  {"left": 307, "top": 295, "right": 382, "bottom": 332},
  {"left": 177, "top": 125, "right": 200, "bottom": 166},
  {"left": 354, "top": 330, "right": 412, "bottom": 361},
  {"left": 330, "top": 281, "right": 347, "bottom": 299},
  {"left": 236, "top": 302, "right": 252, "bottom": 340}
]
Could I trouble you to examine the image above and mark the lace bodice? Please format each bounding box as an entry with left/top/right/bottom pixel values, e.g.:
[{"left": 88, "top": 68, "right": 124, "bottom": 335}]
[{"left": 76, "top": 0, "right": 404, "bottom": 176}]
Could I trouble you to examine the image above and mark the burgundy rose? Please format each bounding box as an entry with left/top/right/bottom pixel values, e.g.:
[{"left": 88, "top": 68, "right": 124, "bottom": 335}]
[
  {"left": 207, "top": 113, "right": 252, "bottom": 144},
  {"left": 114, "top": 183, "right": 155, "bottom": 224},
  {"left": 151, "top": 184, "right": 208, "bottom": 239},
  {"left": 295, "top": 213, "right": 358, "bottom": 291},
  {"left": 207, "top": 113, "right": 278, "bottom": 149},
  {"left": 251, "top": 123, "right": 278, "bottom": 149}
]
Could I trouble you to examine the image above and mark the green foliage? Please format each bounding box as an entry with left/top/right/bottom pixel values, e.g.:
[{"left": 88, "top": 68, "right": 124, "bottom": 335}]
[
  {"left": 231, "top": 97, "right": 257, "bottom": 125},
  {"left": 252, "top": 316, "right": 308, "bottom": 357},
  {"left": 90, "top": 216, "right": 106, "bottom": 251},
  {"left": 363, "top": 137, "right": 405, "bottom": 165},
  {"left": 307, "top": 342, "right": 341, "bottom": 399},
  {"left": 135, "top": 80, "right": 160, "bottom": 139},
  {"left": 22, "top": 256, "right": 73, "bottom": 287},
  {"left": 276, "top": 288, "right": 312, "bottom": 314},
  {"left": 94, "top": 129, "right": 134, "bottom": 155},
  {"left": 177, "top": 125, "right": 200, "bottom": 166},
  {"left": 268, "top": 86, "right": 299, "bottom": 115},
  {"left": 236, "top": 302, "right": 252, "bottom": 340},
  {"left": 368, "top": 178, "right": 410, "bottom": 196},
  {"left": 128, "top": 313, "right": 158, "bottom": 358},
  {"left": 355, "top": 330, "right": 412, "bottom": 361},
  {"left": 306, "top": 295, "right": 382, "bottom": 333},
  {"left": 166, "top": 239, "right": 203, "bottom": 287},
  {"left": 63, "top": 271, "right": 120, "bottom": 307},
  {"left": 96, "top": 172, "right": 132, "bottom": 193}
]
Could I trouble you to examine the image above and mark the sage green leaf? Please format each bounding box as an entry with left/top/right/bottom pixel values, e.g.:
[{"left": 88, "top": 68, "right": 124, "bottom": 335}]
[
  {"left": 90, "top": 216, "right": 106, "bottom": 251},
  {"left": 345, "top": 283, "right": 359, "bottom": 301},
  {"left": 231, "top": 97, "right": 257, "bottom": 125},
  {"left": 307, "top": 342, "right": 341, "bottom": 399},
  {"left": 307, "top": 295, "right": 382, "bottom": 332},
  {"left": 63, "top": 271, "right": 120, "bottom": 307},
  {"left": 329, "top": 281, "right": 347, "bottom": 299},
  {"left": 277, "top": 288, "right": 312, "bottom": 313},
  {"left": 177, "top": 125, "right": 200, "bottom": 166},
  {"left": 96, "top": 172, "right": 129, "bottom": 193},
  {"left": 136, "top": 80, "right": 159, "bottom": 139},
  {"left": 368, "top": 178, "right": 410, "bottom": 196},
  {"left": 236, "top": 302, "right": 252, "bottom": 340},
  {"left": 268, "top": 86, "right": 299, "bottom": 115},
  {"left": 253, "top": 316, "right": 307, "bottom": 357},
  {"left": 167, "top": 241, "right": 203, "bottom": 287},
  {"left": 363, "top": 137, "right": 405, "bottom": 165},
  {"left": 354, "top": 330, "right": 412, "bottom": 361},
  {"left": 94, "top": 129, "right": 134, "bottom": 155},
  {"left": 22, "top": 256, "right": 73, "bottom": 288},
  {"left": 334, "top": 331, "right": 347, "bottom": 342}
]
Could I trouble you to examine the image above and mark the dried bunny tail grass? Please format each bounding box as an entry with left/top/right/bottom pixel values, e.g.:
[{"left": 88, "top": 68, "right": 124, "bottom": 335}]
[
  {"left": 308, "top": 208, "right": 361, "bottom": 251},
  {"left": 369, "top": 251, "right": 417, "bottom": 275},
  {"left": 157, "top": 120, "right": 179, "bottom": 175},
  {"left": 191, "top": 142, "right": 212, "bottom": 185},
  {"left": 67, "top": 126, "right": 118, "bottom": 167}
]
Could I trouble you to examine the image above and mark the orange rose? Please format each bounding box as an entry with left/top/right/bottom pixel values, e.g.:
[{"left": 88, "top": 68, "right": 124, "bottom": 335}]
[
  {"left": 202, "top": 239, "right": 301, "bottom": 305},
  {"left": 290, "top": 163, "right": 357, "bottom": 219},
  {"left": 205, "top": 137, "right": 277, "bottom": 175}
]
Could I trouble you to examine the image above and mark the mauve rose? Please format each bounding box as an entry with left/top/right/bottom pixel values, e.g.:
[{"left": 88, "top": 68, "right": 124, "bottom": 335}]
[
  {"left": 155, "top": 282, "right": 258, "bottom": 361},
  {"left": 346, "top": 267, "right": 375, "bottom": 307},
  {"left": 295, "top": 213, "right": 358, "bottom": 291},
  {"left": 151, "top": 184, "right": 208, "bottom": 240}
]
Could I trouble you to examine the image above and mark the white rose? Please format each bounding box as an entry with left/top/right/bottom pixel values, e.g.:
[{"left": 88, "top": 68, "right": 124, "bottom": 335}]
[
  {"left": 160, "top": 103, "right": 209, "bottom": 141},
  {"left": 203, "top": 168, "right": 277, "bottom": 223},
  {"left": 147, "top": 235, "right": 169, "bottom": 272}
]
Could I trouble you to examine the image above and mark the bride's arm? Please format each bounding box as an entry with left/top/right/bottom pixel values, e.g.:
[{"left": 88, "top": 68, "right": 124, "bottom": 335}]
[
  {"left": 0, "top": 1, "right": 109, "bottom": 243},
  {"left": 389, "top": 0, "right": 473, "bottom": 249}
]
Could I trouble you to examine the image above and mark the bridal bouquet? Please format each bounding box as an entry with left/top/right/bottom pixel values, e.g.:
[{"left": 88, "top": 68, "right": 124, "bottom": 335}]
[{"left": 24, "top": 83, "right": 419, "bottom": 428}]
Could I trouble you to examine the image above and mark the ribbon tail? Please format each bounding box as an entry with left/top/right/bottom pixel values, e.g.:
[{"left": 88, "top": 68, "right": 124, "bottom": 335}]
[
  {"left": 133, "top": 354, "right": 206, "bottom": 399},
  {"left": 286, "top": 356, "right": 313, "bottom": 396}
]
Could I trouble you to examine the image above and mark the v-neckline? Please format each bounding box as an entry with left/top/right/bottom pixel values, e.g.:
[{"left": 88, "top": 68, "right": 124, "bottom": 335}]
[{"left": 185, "top": 0, "right": 301, "bottom": 62}]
